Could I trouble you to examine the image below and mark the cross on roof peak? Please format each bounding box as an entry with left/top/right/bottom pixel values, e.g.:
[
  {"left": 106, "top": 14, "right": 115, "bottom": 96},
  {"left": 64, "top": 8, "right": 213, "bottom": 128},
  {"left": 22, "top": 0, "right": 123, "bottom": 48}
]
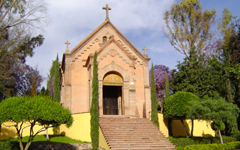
[
  {"left": 143, "top": 47, "right": 148, "bottom": 55},
  {"left": 65, "top": 40, "right": 70, "bottom": 52},
  {"left": 102, "top": 4, "right": 111, "bottom": 21}
]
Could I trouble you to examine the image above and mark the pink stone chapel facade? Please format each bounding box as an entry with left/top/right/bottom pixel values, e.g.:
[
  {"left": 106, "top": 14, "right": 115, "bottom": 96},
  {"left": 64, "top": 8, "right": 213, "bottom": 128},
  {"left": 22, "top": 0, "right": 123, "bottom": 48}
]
[{"left": 60, "top": 5, "right": 151, "bottom": 118}]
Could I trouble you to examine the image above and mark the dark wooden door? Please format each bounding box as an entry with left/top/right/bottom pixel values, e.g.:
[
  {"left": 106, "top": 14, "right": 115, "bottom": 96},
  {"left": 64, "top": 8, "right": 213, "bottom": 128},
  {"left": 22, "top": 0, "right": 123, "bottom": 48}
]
[
  {"left": 103, "top": 98, "right": 118, "bottom": 115},
  {"left": 103, "top": 86, "right": 121, "bottom": 115}
]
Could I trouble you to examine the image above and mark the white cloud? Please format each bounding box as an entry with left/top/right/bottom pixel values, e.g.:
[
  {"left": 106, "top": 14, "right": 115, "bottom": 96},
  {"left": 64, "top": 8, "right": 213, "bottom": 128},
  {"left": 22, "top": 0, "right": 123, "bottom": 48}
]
[
  {"left": 25, "top": 0, "right": 240, "bottom": 87},
  {"left": 26, "top": 0, "right": 175, "bottom": 83}
]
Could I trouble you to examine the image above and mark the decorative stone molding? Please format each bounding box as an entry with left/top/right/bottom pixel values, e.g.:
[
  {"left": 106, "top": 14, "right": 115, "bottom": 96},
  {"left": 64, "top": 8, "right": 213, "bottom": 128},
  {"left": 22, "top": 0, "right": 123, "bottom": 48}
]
[{"left": 109, "top": 49, "right": 117, "bottom": 57}]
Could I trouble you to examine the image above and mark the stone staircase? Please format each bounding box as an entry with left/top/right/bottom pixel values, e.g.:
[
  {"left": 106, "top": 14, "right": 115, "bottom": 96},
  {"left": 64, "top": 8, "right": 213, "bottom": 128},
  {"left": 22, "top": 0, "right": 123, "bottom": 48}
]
[{"left": 99, "top": 117, "right": 176, "bottom": 150}]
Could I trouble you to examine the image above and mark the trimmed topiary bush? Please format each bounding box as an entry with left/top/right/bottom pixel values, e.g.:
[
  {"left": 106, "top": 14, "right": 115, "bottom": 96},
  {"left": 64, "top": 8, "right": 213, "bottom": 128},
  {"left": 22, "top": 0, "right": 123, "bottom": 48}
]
[
  {"left": 164, "top": 91, "right": 200, "bottom": 119},
  {"left": 164, "top": 91, "right": 200, "bottom": 137}
]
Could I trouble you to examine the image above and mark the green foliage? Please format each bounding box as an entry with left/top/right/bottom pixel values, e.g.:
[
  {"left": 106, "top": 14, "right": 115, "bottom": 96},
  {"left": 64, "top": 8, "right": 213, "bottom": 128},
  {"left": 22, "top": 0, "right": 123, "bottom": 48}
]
[
  {"left": 0, "top": 96, "right": 73, "bottom": 150},
  {"left": 157, "top": 102, "right": 161, "bottom": 112},
  {"left": 0, "top": 0, "right": 47, "bottom": 100},
  {"left": 0, "top": 96, "right": 73, "bottom": 127},
  {"left": 53, "top": 55, "right": 60, "bottom": 103},
  {"left": 0, "top": 35, "right": 44, "bottom": 100},
  {"left": 183, "top": 141, "right": 240, "bottom": 150},
  {"left": 15, "top": 135, "right": 85, "bottom": 144},
  {"left": 171, "top": 48, "right": 219, "bottom": 98},
  {"left": 47, "top": 58, "right": 57, "bottom": 94},
  {"left": 0, "top": 140, "right": 17, "bottom": 150},
  {"left": 0, "top": 135, "right": 85, "bottom": 150},
  {"left": 211, "top": 121, "right": 225, "bottom": 131},
  {"left": 164, "top": 91, "right": 200, "bottom": 119},
  {"left": 164, "top": 0, "right": 216, "bottom": 57},
  {"left": 90, "top": 51, "right": 99, "bottom": 150},
  {"left": 150, "top": 64, "right": 159, "bottom": 128},
  {"left": 189, "top": 96, "right": 239, "bottom": 136},
  {"left": 168, "top": 136, "right": 238, "bottom": 149}
]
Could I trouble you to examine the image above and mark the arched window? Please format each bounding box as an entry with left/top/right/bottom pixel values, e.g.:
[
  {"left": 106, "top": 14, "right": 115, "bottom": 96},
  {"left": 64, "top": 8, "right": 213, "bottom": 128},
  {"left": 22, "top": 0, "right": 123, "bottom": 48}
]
[{"left": 103, "top": 36, "right": 107, "bottom": 44}]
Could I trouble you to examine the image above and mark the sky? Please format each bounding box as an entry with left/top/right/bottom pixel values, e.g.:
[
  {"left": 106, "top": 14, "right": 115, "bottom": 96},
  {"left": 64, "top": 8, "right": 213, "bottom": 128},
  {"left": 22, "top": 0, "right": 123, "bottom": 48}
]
[{"left": 25, "top": 0, "right": 240, "bottom": 87}]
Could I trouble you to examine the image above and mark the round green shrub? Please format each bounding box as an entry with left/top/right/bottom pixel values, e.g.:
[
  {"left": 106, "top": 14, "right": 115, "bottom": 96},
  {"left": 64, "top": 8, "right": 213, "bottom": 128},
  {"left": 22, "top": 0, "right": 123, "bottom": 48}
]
[{"left": 164, "top": 91, "right": 200, "bottom": 118}]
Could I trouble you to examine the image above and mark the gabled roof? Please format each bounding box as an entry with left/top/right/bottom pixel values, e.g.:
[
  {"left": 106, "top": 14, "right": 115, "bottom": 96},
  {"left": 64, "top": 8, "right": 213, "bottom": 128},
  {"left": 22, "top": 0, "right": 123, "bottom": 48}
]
[
  {"left": 63, "top": 20, "right": 148, "bottom": 61},
  {"left": 97, "top": 35, "right": 133, "bottom": 60}
]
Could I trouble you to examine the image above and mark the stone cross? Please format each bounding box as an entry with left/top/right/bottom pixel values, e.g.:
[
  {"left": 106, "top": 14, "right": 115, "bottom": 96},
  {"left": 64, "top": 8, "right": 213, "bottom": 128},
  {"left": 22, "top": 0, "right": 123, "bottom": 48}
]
[
  {"left": 143, "top": 47, "right": 148, "bottom": 55},
  {"left": 102, "top": 4, "right": 111, "bottom": 21},
  {"left": 65, "top": 40, "right": 70, "bottom": 52}
]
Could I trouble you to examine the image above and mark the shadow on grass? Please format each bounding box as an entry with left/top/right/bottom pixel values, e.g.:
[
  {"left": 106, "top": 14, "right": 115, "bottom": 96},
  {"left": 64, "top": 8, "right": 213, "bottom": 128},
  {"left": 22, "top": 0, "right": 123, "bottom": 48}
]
[
  {"left": 5, "top": 141, "right": 80, "bottom": 150},
  {"left": 2, "top": 135, "right": 86, "bottom": 150}
]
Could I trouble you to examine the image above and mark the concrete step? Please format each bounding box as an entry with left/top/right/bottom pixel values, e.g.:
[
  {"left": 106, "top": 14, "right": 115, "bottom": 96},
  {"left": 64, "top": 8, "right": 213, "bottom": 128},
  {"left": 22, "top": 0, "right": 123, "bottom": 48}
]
[{"left": 99, "top": 117, "right": 176, "bottom": 150}]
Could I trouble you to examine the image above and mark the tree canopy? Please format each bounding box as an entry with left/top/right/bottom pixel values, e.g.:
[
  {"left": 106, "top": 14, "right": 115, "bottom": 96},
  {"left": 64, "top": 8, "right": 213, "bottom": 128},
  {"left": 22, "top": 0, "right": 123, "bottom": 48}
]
[
  {"left": 0, "top": 95, "right": 73, "bottom": 150},
  {"left": 189, "top": 96, "right": 239, "bottom": 134},
  {"left": 14, "top": 64, "right": 43, "bottom": 96},
  {"left": 164, "top": 0, "right": 216, "bottom": 58},
  {"left": 0, "top": 0, "right": 47, "bottom": 100},
  {"left": 171, "top": 48, "right": 219, "bottom": 98},
  {"left": 164, "top": 91, "right": 201, "bottom": 137},
  {"left": 164, "top": 91, "right": 200, "bottom": 119}
]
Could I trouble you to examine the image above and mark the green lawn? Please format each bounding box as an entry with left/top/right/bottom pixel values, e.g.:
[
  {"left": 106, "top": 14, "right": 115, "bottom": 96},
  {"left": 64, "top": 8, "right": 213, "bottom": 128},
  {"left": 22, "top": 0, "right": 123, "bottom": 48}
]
[
  {"left": 8, "top": 135, "right": 86, "bottom": 144},
  {"left": 0, "top": 135, "right": 86, "bottom": 150}
]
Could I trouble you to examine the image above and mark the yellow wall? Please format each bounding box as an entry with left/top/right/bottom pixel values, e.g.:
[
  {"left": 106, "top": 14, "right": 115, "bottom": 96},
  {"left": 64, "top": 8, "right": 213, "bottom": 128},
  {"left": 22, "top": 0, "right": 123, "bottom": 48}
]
[
  {"left": 99, "top": 127, "right": 110, "bottom": 150},
  {"left": 171, "top": 119, "right": 215, "bottom": 137},
  {"left": 60, "top": 113, "right": 91, "bottom": 142},
  {"left": 0, "top": 113, "right": 215, "bottom": 141},
  {"left": 157, "top": 113, "right": 215, "bottom": 137},
  {"left": 0, "top": 121, "right": 53, "bottom": 140},
  {"left": 158, "top": 113, "right": 169, "bottom": 137}
]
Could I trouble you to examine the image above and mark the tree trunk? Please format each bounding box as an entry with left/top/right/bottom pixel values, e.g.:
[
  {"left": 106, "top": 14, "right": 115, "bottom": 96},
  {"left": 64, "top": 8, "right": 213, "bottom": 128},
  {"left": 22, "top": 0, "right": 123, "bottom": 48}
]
[
  {"left": 18, "top": 137, "right": 24, "bottom": 150},
  {"left": 24, "top": 141, "right": 33, "bottom": 150},
  {"left": 219, "top": 129, "right": 223, "bottom": 144},
  {"left": 180, "top": 119, "right": 189, "bottom": 138},
  {"left": 160, "top": 101, "right": 164, "bottom": 113},
  {"left": 191, "top": 119, "right": 194, "bottom": 137},
  {"left": 46, "top": 129, "right": 49, "bottom": 141}
]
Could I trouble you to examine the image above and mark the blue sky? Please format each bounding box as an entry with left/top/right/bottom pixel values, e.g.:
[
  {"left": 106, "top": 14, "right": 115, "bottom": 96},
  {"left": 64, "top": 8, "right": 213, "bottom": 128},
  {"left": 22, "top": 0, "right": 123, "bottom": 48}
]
[{"left": 26, "top": 0, "right": 240, "bottom": 87}]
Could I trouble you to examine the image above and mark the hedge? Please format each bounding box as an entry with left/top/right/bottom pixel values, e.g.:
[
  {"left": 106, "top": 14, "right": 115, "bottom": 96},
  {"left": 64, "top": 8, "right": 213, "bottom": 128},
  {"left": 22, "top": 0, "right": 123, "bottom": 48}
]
[
  {"left": 0, "top": 140, "right": 18, "bottom": 150},
  {"left": 184, "top": 141, "right": 240, "bottom": 150}
]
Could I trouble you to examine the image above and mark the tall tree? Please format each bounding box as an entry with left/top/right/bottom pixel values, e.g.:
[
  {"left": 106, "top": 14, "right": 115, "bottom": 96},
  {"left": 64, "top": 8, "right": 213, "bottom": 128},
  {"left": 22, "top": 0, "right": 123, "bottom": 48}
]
[
  {"left": 149, "top": 65, "right": 172, "bottom": 112},
  {"left": 164, "top": 0, "right": 216, "bottom": 58},
  {"left": 47, "top": 59, "right": 57, "bottom": 97},
  {"left": 53, "top": 55, "right": 60, "bottom": 102},
  {"left": 14, "top": 64, "right": 43, "bottom": 96},
  {"left": 90, "top": 51, "right": 99, "bottom": 150},
  {"left": 150, "top": 64, "right": 159, "bottom": 128},
  {"left": 171, "top": 48, "right": 219, "bottom": 98},
  {"left": 216, "top": 8, "right": 240, "bottom": 102},
  {"left": 0, "top": 0, "right": 47, "bottom": 100}
]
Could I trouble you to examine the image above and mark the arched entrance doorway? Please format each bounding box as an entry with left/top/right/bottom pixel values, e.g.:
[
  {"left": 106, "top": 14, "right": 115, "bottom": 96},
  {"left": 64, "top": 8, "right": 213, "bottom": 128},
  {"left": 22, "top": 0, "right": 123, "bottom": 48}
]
[{"left": 103, "top": 72, "right": 123, "bottom": 115}]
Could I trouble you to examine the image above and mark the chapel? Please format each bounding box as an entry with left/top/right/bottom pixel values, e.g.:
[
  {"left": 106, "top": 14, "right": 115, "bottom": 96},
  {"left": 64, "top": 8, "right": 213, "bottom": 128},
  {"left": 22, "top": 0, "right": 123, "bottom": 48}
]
[{"left": 60, "top": 4, "right": 151, "bottom": 118}]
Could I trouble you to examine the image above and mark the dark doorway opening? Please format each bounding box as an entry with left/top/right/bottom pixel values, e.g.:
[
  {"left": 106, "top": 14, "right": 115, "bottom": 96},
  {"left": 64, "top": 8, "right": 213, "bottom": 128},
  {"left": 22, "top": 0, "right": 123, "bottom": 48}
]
[{"left": 103, "top": 86, "right": 122, "bottom": 115}]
